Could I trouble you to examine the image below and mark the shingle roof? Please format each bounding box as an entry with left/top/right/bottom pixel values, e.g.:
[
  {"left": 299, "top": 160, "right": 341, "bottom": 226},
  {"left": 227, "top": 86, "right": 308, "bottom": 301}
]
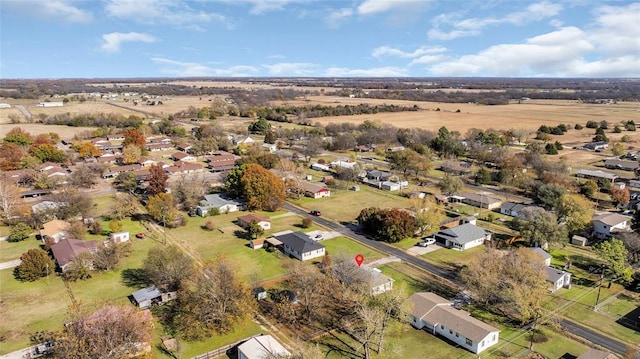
[
  {"left": 238, "top": 213, "right": 270, "bottom": 224},
  {"left": 200, "top": 194, "right": 242, "bottom": 208},
  {"left": 40, "top": 220, "right": 69, "bottom": 238},
  {"left": 298, "top": 181, "right": 328, "bottom": 193},
  {"left": 408, "top": 292, "right": 499, "bottom": 342},
  {"left": 577, "top": 169, "right": 618, "bottom": 180},
  {"left": 500, "top": 202, "right": 529, "bottom": 213},
  {"left": 132, "top": 286, "right": 162, "bottom": 303},
  {"left": 238, "top": 335, "right": 290, "bottom": 359},
  {"left": 545, "top": 267, "right": 569, "bottom": 283},
  {"left": 436, "top": 223, "right": 489, "bottom": 245},
  {"left": 459, "top": 192, "right": 501, "bottom": 205},
  {"left": 593, "top": 212, "right": 630, "bottom": 226},
  {"left": 275, "top": 232, "right": 325, "bottom": 253},
  {"left": 50, "top": 238, "right": 97, "bottom": 267},
  {"left": 529, "top": 247, "right": 552, "bottom": 261}
]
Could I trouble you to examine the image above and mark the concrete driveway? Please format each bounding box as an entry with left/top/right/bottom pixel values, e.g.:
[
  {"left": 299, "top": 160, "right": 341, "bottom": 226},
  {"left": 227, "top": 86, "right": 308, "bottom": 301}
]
[{"left": 407, "top": 243, "right": 444, "bottom": 256}]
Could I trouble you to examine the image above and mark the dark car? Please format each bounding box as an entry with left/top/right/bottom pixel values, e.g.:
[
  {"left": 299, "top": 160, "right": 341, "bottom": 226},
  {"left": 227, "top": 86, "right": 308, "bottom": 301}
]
[{"left": 310, "top": 210, "right": 321, "bottom": 216}]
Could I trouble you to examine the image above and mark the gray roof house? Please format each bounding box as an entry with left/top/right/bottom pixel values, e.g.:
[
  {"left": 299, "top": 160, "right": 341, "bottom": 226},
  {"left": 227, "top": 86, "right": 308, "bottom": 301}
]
[
  {"left": 238, "top": 335, "right": 290, "bottom": 359},
  {"left": 592, "top": 212, "right": 631, "bottom": 239},
  {"left": 407, "top": 292, "right": 500, "bottom": 354},
  {"left": 500, "top": 202, "right": 535, "bottom": 217},
  {"left": 196, "top": 194, "right": 243, "bottom": 216},
  {"left": 273, "top": 232, "right": 326, "bottom": 261},
  {"left": 603, "top": 158, "right": 638, "bottom": 171},
  {"left": 434, "top": 223, "right": 491, "bottom": 251},
  {"left": 528, "top": 247, "right": 571, "bottom": 292},
  {"left": 131, "top": 285, "right": 177, "bottom": 309},
  {"left": 458, "top": 192, "right": 502, "bottom": 210},
  {"left": 576, "top": 169, "right": 618, "bottom": 182}
]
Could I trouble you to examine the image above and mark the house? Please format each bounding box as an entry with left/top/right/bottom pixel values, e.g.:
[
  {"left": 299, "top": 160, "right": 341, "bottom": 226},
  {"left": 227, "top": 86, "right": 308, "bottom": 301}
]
[
  {"left": 196, "top": 194, "right": 243, "bottom": 216},
  {"left": 206, "top": 151, "right": 237, "bottom": 172},
  {"left": 407, "top": 292, "right": 500, "bottom": 354},
  {"left": 131, "top": 285, "right": 177, "bottom": 309},
  {"left": 330, "top": 160, "right": 357, "bottom": 169},
  {"left": 593, "top": 212, "right": 631, "bottom": 239},
  {"left": 545, "top": 267, "right": 572, "bottom": 292},
  {"left": 440, "top": 161, "right": 472, "bottom": 175},
  {"left": 500, "top": 202, "right": 534, "bottom": 217},
  {"left": 110, "top": 231, "right": 130, "bottom": 243},
  {"left": 434, "top": 223, "right": 492, "bottom": 251},
  {"left": 358, "top": 266, "right": 395, "bottom": 295},
  {"left": 102, "top": 164, "right": 142, "bottom": 178},
  {"left": 249, "top": 238, "right": 265, "bottom": 249},
  {"left": 577, "top": 348, "right": 618, "bottom": 359},
  {"left": 237, "top": 213, "right": 271, "bottom": 230},
  {"left": 603, "top": 158, "right": 638, "bottom": 171},
  {"left": 50, "top": 238, "right": 98, "bottom": 273},
  {"left": 253, "top": 287, "right": 267, "bottom": 300},
  {"left": 31, "top": 201, "right": 59, "bottom": 214},
  {"left": 233, "top": 135, "right": 255, "bottom": 146},
  {"left": 146, "top": 143, "right": 174, "bottom": 152},
  {"left": 171, "top": 152, "right": 197, "bottom": 162},
  {"left": 458, "top": 192, "right": 502, "bottom": 210},
  {"left": 310, "top": 163, "right": 331, "bottom": 172},
  {"left": 381, "top": 181, "right": 402, "bottom": 191},
  {"left": 40, "top": 220, "right": 69, "bottom": 244},
  {"left": 106, "top": 134, "right": 125, "bottom": 141},
  {"left": 366, "top": 170, "right": 392, "bottom": 182},
  {"left": 37, "top": 101, "right": 64, "bottom": 107},
  {"left": 529, "top": 247, "right": 572, "bottom": 292},
  {"left": 584, "top": 141, "right": 609, "bottom": 151},
  {"left": 176, "top": 143, "right": 192, "bottom": 152},
  {"left": 237, "top": 335, "right": 290, "bottom": 359},
  {"left": 137, "top": 157, "right": 157, "bottom": 167},
  {"left": 262, "top": 143, "right": 277, "bottom": 153},
  {"left": 165, "top": 162, "right": 203, "bottom": 175},
  {"left": 577, "top": 169, "right": 618, "bottom": 183},
  {"left": 298, "top": 181, "right": 331, "bottom": 199},
  {"left": 274, "top": 232, "right": 326, "bottom": 261}
]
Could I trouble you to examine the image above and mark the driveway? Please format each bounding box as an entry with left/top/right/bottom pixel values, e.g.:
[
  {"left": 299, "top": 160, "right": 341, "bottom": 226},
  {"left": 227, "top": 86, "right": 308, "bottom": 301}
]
[
  {"left": 0, "top": 259, "right": 21, "bottom": 271},
  {"left": 408, "top": 243, "right": 444, "bottom": 256}
]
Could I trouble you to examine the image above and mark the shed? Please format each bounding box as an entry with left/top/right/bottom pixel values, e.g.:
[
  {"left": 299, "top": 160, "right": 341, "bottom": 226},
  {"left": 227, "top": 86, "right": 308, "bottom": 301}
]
[
  {"left": 571, "top": 235, "right": 588, "bottom": 246},
  {"left": 253, "top": 287, "right": 267, "bottom": 300},
  {"left": 132, "top": 286, "right": 162, "bottom": 309}
]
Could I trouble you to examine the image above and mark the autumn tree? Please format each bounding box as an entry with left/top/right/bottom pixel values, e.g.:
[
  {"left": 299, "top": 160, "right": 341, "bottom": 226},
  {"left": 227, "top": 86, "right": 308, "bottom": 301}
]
[
  {"left": 594, "top": 238, "right": 634, "bottom": 283},
  {"left": 71, "top": 141, "right": 100, "bottom": 158},
  {"left": 240, "top": 163, "right": 285, "bottom": 211},
  {"left": 114, "top": 172, "right": 138, "bottom": 193},
  {"left": 69, "top": 164, "right": 100, "bottom": 188},
  {"left": 357, "top": 207, "right": 417, "bottom": 243},
  {"left": 171, "top": 173, "right": 206, "bottom": 211},
  {"left": 111, "top": 192, "right": 139, "bottom": 220},
  {"left": 386, "top": 149, "right": 430, "bottom": 178},
  {"left": 556, "top": 193, "right": 594, "bottom": 234},
  {"left": 67, "top": 221, "right": 87, "bottom": 240},
  {"left": 285, "top": 261, "right": 326, "bottom": 323},
  {"left": 143, "top": 245, "right": 195, "bottom": 291},
  {"left": 409, "top": 197, "right": 446, "bottom": 236},
  {"left": 51, "top": 188, "right": 94, "bottom": 220},
  {"left": 8, "top": 222, "right": 31, "bottom": 242},
  {"left": 121, "top": 144, "right": 142, "bottom": 164},
  {"left": 246, "top": 220, "right": 264, "bottom": 239},
  {"left": 0, "top": 142, "right": 25, "bottom": 170},
  {"left": 93, "top": 242, "right": 132, "bottom": 271},
  {"left": 515, "top": 207, "right": 568, "bottom": 247},
  {"left": 3, "top": 127, "right": 33, "bottom": 146},
  {"left": 16, "top": 248, "right": 55, "bottom": 282},
  {"left": 122, "top": 128, "right": 146, "bottom": 149},
  {"left": 53, "top": 305, "right": 154, "bottom": 359},
  {"left": 146, "top": 193, "right": 177, "bottom": 225},
  {"left": 148, "top": 163, "right": 168, "bottom": 195},
  {"left": 437, "top": 174, "right": 463, "bottom": 195},
  {"left": 461, "top": 248, "right": 548, "bottom": 323},
  {"left": 611, "top": 187, "right": 631, "bottom": 206},
  {"left": 29, "top": 143, "right": 65, "bottom": 162},
  {"left": 175, "top": 259, "right": 252, "bottom": 340},
  {"left": 63, "top": 251, "right": 94, "bottom": 281}
]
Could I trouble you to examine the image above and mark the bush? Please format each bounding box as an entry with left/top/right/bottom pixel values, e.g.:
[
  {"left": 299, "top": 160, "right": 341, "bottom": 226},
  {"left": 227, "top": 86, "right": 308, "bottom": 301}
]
[
  {"left": 207, "top": 208, "right": 220, "bottom": 216},
  {"left": 90, "top": 221, "right": 102, "bottom": 235},
  {"left": 301, "top": 217, "right": 313, "bottom": 228},
  {"left": 202, "top": 220, "right": 216, "bottom": 231},
  {"left": 574, "top": 124, "right": 583, "bottom": 130},
  {"left": 586, "top": 120, "right": 598, "bottom": 128},
  {"left": 613, "top": 126, "right": 622, "bottom": 133},
  {"left": 8, "top": 223, "right": 32, "bottom": 242},
  {"left": 15, "top": 249, "right": 55, "bottom": 281}
]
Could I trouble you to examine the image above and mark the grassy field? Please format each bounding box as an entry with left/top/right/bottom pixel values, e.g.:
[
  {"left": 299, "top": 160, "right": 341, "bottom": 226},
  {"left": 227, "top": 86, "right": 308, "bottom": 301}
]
[
  {"left": 0, "top": 236, "right": 40, "bottom": 262},
  {"left": 422, "top": 245, "right": 486, "bottom": 270},
  {"left": 322, "top": 236, "right": 385, "bottom": 265}
]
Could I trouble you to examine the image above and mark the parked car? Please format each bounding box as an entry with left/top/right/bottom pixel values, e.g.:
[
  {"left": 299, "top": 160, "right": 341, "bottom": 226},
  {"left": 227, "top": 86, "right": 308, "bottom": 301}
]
[
  {"left": 135, "top": 233, "right": 145, "bottom": 239},
  {"left": 310, "top": 210, "right": 321, "bottom": 216},
  {"left": 418, "top": 237, "right": 436, "bottom": 247}
]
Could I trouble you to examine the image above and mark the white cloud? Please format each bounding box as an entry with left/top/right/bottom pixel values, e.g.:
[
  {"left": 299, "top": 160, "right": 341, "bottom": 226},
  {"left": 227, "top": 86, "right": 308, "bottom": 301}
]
[
  {"left": 263, "top": 62, "right": 318, "bottom": 76},
  {"left": 428, "top": 1, "right": 563, "bottom": 40},
  {"left": 214, "top": 0, "right": 310, "bottom": 15},
  {"left": 357, "top": 0, "right": 425, "bottom": 15},
  {"left": 588, "top": 3, "right": 640, "bottom": 56},
  {"left": 429, "top": 27, "right": 595, "bottom": 77},
  {"left": 104, "top": 0, "right": 231, "bottom": 28},
  {"left": 372, "top": 45, "right": 447, "bottom": 59},
  {"left": 5, "top": 0, "right": 92, "bottom": 22},
  {"left": 151, "top": 57, "right": 259, "bottom": 76},
  {"left": 409, "top": 55, "right": 447, "bottom": 66},
  {"left": 324, "top": 8, "right": 353, "bottom": 28},
  {"left": 100, "top": 32, "right": 156, "bottom": 53},
  {"left": 323, "top": 66, "right": 407, "bottom": 77}
]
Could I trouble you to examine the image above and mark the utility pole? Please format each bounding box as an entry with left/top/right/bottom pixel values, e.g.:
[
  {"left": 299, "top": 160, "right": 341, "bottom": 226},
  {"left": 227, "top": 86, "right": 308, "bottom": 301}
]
[{"left": 594, "top": 264, "right": 606, "bottom": 311}]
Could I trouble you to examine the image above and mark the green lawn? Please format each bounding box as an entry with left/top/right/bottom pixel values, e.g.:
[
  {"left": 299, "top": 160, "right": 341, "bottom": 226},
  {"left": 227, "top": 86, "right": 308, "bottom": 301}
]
[
  {"left": 0, "top": 236, "right": 41, "bottom": 262},
  {"left": 322, "top": 236, "right": 384, "bottom": 264},
  {"left": 290, "top": 185, "right": 412, "bottom": 222},
  {"left": 423, "top": 245, "right": 485, "bottom": 270}
]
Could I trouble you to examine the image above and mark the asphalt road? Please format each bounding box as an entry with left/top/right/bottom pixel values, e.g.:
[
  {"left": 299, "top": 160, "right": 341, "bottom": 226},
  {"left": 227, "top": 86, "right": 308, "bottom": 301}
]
[
  {"left": 284, "top": 202, "right": 636, "bottom": 355},
  {"left": 283, "top": 203, "right": 457, "bottom": 282},
  {"left": 561, "top": 319, "right": 630, "bottom": 355}
]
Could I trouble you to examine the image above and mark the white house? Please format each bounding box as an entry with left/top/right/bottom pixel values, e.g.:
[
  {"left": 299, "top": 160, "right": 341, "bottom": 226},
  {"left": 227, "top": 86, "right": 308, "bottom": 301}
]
[
  {"left": 407, "top": 292, "right": 500, "bottom": 354},
  {"left": 196, "top": 194, "right": 243, "bottom": 216},
  {"left": 37, "top": 101, "right": 64, "bottom": 107},
  {"left": 110, "top": 231, "right": 130, "bottom": 243},
  {"left": 274, "top": 232, "right": 326, "bottom": 261},
  {"left": 359, "top": 266, "right": 395, "bottom": 295},
  {"left": 299, "top": 181, "right": 331, "bottom": 199},
  {"left": 237, "top": 213, "right": 271, "bottom": 230},
  {"left": 311, "top": 163, "right": 331, "bottom": 172},
  {"left": 262, "top": 143, "right": 277, "bottom": 153},
  {"left": 238, "top": 335, "right": 290, "bottom": 359},
  {"left": 592, "top": 212, "right": 631, "bottom": 239},
  {"left": 500, "top": 202, "right": 535, "bottom": 217},
  {"left": 529, "top": 247, "right": 572, "bottom": 292},
  {"left": 330, "top": 160, "right": 357, "bottom": 169},
  {"left": 434, "top": 223, "right": 492, "bottom": 251}
]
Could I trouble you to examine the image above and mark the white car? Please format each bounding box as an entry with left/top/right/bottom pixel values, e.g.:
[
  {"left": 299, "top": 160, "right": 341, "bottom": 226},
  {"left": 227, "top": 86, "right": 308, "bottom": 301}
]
[{"left": 418, "top": 237, "right": 436, "bottom": 247}]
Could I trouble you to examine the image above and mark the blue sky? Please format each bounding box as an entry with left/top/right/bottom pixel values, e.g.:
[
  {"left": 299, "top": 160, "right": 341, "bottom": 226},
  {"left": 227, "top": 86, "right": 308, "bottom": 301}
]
[{"left": 1, "top": 0, "right": 639, "bottom": 78}]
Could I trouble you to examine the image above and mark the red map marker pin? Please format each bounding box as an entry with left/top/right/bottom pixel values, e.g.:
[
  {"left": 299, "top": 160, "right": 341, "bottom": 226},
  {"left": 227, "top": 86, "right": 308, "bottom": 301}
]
[{"left": 355, "top": 254, "right": 364, "bottom": 267}]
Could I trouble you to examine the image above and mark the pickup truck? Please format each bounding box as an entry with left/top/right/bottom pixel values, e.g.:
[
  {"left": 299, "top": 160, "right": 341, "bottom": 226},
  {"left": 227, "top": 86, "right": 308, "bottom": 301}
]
[{"left": 417, "top": 237, "right": 436, "bottom": 247}]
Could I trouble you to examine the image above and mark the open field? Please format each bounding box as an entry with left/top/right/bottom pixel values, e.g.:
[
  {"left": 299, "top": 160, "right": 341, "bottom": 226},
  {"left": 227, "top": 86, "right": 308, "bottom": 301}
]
[
  {"left": 0, "top": 123, "right": 98, "bottom": 138},
  {"left": 0, "top": 236, "right": 40, "bottom": 263}
]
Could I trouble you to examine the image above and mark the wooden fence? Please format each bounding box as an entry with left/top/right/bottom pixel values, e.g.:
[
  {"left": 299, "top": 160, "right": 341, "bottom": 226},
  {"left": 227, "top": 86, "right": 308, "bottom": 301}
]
[{"left": 190, "top": 335, "right": 260, "bottom": 359}]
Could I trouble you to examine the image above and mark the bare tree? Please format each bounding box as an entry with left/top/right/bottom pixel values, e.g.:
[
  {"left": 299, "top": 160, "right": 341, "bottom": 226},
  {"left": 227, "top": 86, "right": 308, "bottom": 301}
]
[{"left": 0, "top": 175, "right": 19, "bottom": 219}]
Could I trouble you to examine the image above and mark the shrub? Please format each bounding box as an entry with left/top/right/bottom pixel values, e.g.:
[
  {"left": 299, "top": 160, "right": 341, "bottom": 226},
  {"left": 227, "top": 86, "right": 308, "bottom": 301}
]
[
  {"left": 90, "top": 221, "right": 102, "bottom": 235},
  {"left": 207, "top": 208, "right": 220, "bottom": 216},
  {"left": 301, "top": 217, "right": 313, "bottom": 228},
  {"left": 613, "top": 126, "right": 622, "bottom": 133},
  {"left": 574, "top": 124, "right": 583, "bottom": 130},
  {"left": 8, "top": 223, "right": 32, "bottom": 242},
  {"left": 586, "top": 120, "right": 598, "bottom": 128},
  {"left": 202, "top": 220, "right": 216, "bottom": 231}
]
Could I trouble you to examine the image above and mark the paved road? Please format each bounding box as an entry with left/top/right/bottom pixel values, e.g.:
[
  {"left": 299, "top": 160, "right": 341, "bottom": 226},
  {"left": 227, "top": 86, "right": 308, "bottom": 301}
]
[
  {"left": 283, "top": 203, "right": 458, "bottom": 282},
  {"left": 285, "top": 202, "right": 637, "bottom": 355},
  {"left": 15, "top": 105, "right": 32, "bottom": 121},
  {"left": 561, "top": 319, "right": 630, "bottom": 355}
]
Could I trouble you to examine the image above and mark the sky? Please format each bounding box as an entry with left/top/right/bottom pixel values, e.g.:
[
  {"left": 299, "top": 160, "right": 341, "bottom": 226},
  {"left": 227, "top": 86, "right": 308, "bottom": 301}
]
[{"left": 1, "top": 0, "right": 639, "bottom": 78}]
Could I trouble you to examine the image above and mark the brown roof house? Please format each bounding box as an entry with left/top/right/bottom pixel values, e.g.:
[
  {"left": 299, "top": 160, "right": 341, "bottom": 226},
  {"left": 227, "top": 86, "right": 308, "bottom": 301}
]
[
  {"left": 237, "top": 213, "right": 271, "bottom": 230},
  {"left": 40, "top": 220, "right": 70, "bottom": 244},
  {"left": 407, "top": 292, "right": 500, "bottom": 354},
  {"left": 50, "top": 238, "right": 98, "bottom": 273},
  {"left": 299, "top": 181, "right": 331, "bottom": 199}
]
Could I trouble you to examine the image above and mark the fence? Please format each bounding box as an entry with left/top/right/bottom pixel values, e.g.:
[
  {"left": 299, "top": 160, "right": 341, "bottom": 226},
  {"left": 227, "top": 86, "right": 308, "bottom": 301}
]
[{"left": 190, "top": 335, "right": 260, "bottom": 359}]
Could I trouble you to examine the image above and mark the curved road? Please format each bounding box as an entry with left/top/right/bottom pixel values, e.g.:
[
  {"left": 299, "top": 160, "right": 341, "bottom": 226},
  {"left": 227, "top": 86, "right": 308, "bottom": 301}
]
[{"left": 285, "top": 202, "right": 636, "bottom": 355}]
